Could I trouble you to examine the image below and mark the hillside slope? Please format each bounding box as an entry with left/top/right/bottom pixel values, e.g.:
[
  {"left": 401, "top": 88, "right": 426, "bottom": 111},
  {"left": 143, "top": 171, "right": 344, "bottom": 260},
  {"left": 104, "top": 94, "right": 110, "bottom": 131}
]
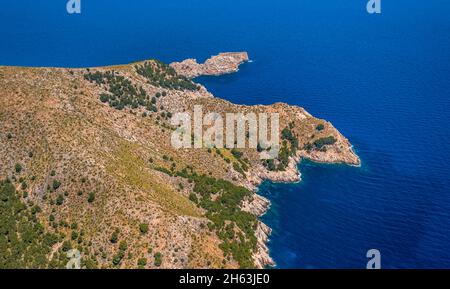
[{"left": 0, "top": 54, "right": 359, "bottom": 268}]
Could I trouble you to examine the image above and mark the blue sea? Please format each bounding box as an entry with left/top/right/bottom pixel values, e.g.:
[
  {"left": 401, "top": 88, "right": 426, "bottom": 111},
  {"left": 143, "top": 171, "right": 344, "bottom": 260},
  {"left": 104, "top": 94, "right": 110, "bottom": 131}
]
[{"left": 1, "top": 0, "right": 450, "bottom": 268}]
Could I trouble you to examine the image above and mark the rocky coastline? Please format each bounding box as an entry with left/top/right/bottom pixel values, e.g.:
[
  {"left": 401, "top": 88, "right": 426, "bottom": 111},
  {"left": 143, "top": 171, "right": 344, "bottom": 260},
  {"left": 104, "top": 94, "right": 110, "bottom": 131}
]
[
  {"left": 242, "top": 143, "right": 359, "bottom": 268},
  {"left": 171, "top": 52, "right": 360, "bottom": 268},
  {"left": 241, "top": 194, "right": 275, "bottom": 268}
]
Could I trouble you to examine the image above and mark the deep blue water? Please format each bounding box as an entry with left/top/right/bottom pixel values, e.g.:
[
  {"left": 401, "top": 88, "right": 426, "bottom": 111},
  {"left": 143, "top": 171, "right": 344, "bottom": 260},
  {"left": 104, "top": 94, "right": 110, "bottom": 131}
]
[{"left": 1, "top": 0, "right": 450, "bottom": 268}]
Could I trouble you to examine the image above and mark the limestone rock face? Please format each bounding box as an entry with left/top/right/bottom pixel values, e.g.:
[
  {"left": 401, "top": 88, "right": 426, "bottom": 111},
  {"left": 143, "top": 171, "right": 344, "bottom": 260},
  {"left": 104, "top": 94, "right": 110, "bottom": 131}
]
[
  {"left": 241, "top": 194, "right": 271, "bottom": 216},
  {"left": 253, "top": 221, "right": 275, "bottom": 268},
  {"left": 241, "top": 195, "right": 275, "bottom": 268},
  {"left": 170, "top": 52, "right": 249, "bottom": 78}
]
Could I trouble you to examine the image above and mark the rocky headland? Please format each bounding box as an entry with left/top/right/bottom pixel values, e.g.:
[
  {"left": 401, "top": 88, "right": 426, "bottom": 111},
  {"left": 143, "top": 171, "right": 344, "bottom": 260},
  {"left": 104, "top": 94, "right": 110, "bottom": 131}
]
[{"left": 170, "top": 52, "right": 250, "bottom": 78}]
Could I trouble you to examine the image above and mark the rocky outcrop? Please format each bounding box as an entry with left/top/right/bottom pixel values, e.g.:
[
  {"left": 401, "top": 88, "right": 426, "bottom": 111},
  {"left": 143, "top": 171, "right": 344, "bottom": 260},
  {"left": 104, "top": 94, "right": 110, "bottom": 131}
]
[
  {"left": 240, "top": 124, "right": 360, "bottom": 268},
  {"left": 301, "top": 133, "right": 361, "bottom": 166},
  {"left": 243, "top": 132, "right": 360, "bottom": 192},
  {"left": 170, "top": 52, "right": 249, "bottom": 78},
  {"left": 241, "top": 194, "right": 275, "bottom": 268},
  {"left": 241, "top": 194, "right": 271, "bottom": 216},
  {"left": 253, "top": 221, "right": 275, "bottom": 268},
  {"left": 245, "top": 157, "right": 302, "bottom": 192}
]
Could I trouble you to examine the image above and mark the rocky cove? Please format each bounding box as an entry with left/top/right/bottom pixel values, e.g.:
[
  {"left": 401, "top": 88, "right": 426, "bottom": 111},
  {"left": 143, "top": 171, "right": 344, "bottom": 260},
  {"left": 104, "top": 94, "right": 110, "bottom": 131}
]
[{"left": 242, "top": 146, "right": 359, "bottom": 268}]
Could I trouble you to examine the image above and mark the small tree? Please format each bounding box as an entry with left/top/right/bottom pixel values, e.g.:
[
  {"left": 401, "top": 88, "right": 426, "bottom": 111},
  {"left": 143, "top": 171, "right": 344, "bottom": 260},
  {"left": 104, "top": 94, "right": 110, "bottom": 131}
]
[
  {"left": 87, "top": 192, "right": 95, "bottom": 203},
  {"left": 100, "top": 93, "right": 110, "bottom": 103},
  {"left": 14, "top": 163, "right": 22, "bottom": 173},
  {"left": 189, "top": 193, "right": 198, "bottom": 204},
  {"left": 139, "top": 223, "right": 149, "bottom": 234},
  {"left": 154, "top": 252, "right": 162, "bottom": 267},
  {"left": 112, "top": 251, "right": 124, "bottom": 266},
  {"left": 56, "top": 194, "right": 64, "bottom": 206},
  {"left": 61, "top": 241, "right": 71, "bottom": 252},
  {"left": 119, "top": 241, "right": 128, "bottom": 251},
  {"left": 52, "top": 180, "right": 61, "bottom": 190},
  {"left": 137, "top": 258, "right": 147, "bottom": 268},
  {"left": 110, "top": 230, "right": 119, "bottom": 244},
  {"left": 71, "top": 231, "right": 78, "bottom": 240}
]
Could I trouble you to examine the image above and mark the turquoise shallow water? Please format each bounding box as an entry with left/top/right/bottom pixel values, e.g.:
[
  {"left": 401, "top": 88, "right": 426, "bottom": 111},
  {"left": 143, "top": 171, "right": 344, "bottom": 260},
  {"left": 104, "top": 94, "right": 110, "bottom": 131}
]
[{"left": 1, "top": 0, "right": 450, "bottom": 268}]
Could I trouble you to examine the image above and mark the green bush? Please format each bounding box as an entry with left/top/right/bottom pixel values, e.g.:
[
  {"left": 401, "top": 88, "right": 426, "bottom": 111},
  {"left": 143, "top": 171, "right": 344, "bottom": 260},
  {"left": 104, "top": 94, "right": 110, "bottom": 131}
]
[
  {"left": 231, "top": 149, "right": 243, "bottom": 159},
  {"left": 135, "top": 61, "right": 200, "bottom": 92},
  {"left": 14, "top": 163, "right": 22, "bottom": 173},
  {"left": 61, "top": 241, "right": 71, "bottom": 252},
  {"left": 189, "top": 193, "right": 198, "bottom": 204},
  {"left": 139, "top": 223, "right": 149, "bottom": 234},
  {"left": 261, "top": 126, "right": 299, "bottom": 172},
  {"left": 99, "top": 93, "right": 110, "bottom": 103},
  {"left": 0, "top": 181, "right": 57, "bottom": 269},
  {"left": 154, "top": 252, "right": 162, "bottom": 267},
  {"left": 173, "top": 171, "right": 257, "bottom": 268},
  {"left": 313, "top": 136, "right": 337, "bottom": 149},
  {"left": 304, "top": 143, "right": 313, "bottom": 151},
  {"left": 56, "top": 194, "right": 64, "bottom": 206},
  {"left": 71, "top": 231, "right": 78, "bottom": 240},
  {"left": 137, "top": 258, "right": 147, "bottom": 267},
  {"left": 110, "top": 230, "right": 119, "bottom": 244},
  {"left": 87, "top": 192, "right": 95, "bottom": 203},
  {"left": 112, "top": 250, "right": 125, "bottom": 266},
  {"left": 52, "top": 180, "right": 61, "bottom": 190},
  {"left": 263, "top": 159, "right": 276, "bottom": 171},
  {"left": 119, "top": 241, "right": 128, "bottom": 251},
  {"left": 233, "top": 163, "right": 244, "bottom": 175}
]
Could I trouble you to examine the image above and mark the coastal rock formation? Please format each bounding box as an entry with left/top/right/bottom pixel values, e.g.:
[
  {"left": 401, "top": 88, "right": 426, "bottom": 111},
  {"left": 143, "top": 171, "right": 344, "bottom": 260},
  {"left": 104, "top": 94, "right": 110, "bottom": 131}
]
[
  {"left": 241, "top": 194, "right": 271, "bottom": 216},
  {"left": 241, "top": 195, "right": 275, "bottom": 267},
  {"left": 301, "top": 130, "right": 360, "bottom": 166},
  {"left": 170, "top": 52, "right": 249, "bottom": 78},
  {"left": 253, "top": 221, "right": 275, "bottom": 268}
]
